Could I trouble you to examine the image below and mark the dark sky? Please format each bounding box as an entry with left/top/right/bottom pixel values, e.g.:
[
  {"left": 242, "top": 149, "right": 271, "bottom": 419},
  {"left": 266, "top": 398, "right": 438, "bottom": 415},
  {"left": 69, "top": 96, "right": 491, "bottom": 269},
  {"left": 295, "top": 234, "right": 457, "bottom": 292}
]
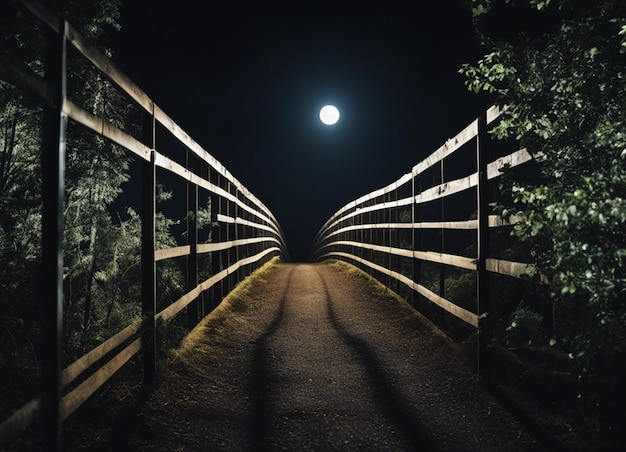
[{"left": 110, "top": 2, "right": 493, "bottom": 261}]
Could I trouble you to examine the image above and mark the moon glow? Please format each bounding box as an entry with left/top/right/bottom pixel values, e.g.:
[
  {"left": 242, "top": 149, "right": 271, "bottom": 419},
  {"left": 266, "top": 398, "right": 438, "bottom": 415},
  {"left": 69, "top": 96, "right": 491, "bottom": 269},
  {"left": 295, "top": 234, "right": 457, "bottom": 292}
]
[{"left": 320, "top": 105, "right": 340, "bottom": 125}]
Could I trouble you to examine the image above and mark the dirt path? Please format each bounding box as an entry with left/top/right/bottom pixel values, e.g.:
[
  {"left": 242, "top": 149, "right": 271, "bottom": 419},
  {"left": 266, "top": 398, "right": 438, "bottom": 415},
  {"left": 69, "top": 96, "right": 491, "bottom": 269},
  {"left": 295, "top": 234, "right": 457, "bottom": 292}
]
[{"left": 107, "top": 262, "right": 550, "bottom": 451}]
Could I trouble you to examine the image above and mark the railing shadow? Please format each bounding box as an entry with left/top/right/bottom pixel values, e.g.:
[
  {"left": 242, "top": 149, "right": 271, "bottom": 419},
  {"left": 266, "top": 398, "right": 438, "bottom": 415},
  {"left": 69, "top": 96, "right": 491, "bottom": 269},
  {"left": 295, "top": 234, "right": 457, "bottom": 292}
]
[
  {"left": 248, "top": 266, "right": 294, "bottom": 451},
  {"left": 321, "top": 276, "right": 436, "bottom": 452}
]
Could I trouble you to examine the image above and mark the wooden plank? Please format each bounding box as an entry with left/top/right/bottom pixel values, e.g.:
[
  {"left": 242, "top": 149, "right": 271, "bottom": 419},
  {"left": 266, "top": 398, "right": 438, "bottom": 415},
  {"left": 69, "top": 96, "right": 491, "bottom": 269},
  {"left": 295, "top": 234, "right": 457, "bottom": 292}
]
[
  {"left": 486, "top": 104, "right": 502, "bottom": 125},
  {"left": 323, "top": 172, "right": 411, "bottom": 226},
  {"left": 64, "top": 23, "right": 153, "bottom": 113},
  {"left": 61, "top": 319, "right": 141, "bottom": 387},
  {"left": 316, "top": 107, "right": 511, "bottom": 248},
  {"left": 62, "top": 99, "right": 151, "bottom": 161},
  {"left": 60, "top": 339, "right": 141, "bottom": 421},
  {"left": 0, "top": 397, "right": 40, "bottom": 448},
  {"left": 324, "top": 223, "right": 412, "bottom": 239},
  {"left": 413, "top": 119, "right": 479, "bottom": 176},
  {"left": 197, "top": 237, "right": 281, "bottom": 254},
  {"left": 321, "top": 251, "right": 478, "bottom": 327},
  {"left": 413, "top": 282, "right": 479, "bottom": 327},
  {"left": 327, "top": 240, "right": 477, "bottom": 270},
  {"left": 157, "top": 285, "right": 204, "bottom": 322},
  {"left": 322, "top": 219, "right": 478, "bottom": 244},
  {"left": 64, "top": 17, "right": 278, "bottom": 228},
  {"left": 198, "top": 241, "right": 235, "bottom": 254},
  {"left": 318, "top": 217, "right": 492, "bottom": 253},
  {"left": 321, "top": 195, "right": 413, "bottom": 233},
  {"left": 216, "top": 214, "right": 280, "bottom": 235},
  {"left": 151, "top": 104, "right": 272, "bottom": 220},
  {"left": 154, "top": 154, "right": 277, "bottom": 230},
  {"left": 415, "top": 219, "right": 477, "bottom": 229},
  {"left": 154, "top": 237, "right": 281, "bottom": 261},
  {"left": 486, "top": 258, "right": 550, "bottom": 284},
  {"left": 487, "top": 148, "right": 532, "bottom": 180},
  {"left": 153, "top": 104, "right": 235, "bottom": 190},
  {"left": 206, "top": 246, "right": 279, "bottom": 287},
  {"left": 416, "top": 172, "right": 478, "bottom": 204},
  {"left": 156, "top": 247, "right": 280, "bottom": 321},
  {"left": 486, "top": 258, "right": 533, "bottom": 279},
  {"left": 328, "top": 240, "right": 396, "bottom": 256},
  {"left": 415, "top": 250, "right": 476, "bottom": 270},
  {"left": 488, "top": 214, "right": 520, "bottom": 227},
  {"left": 154, "top": 245, "right": 191, "bottom": 262}
]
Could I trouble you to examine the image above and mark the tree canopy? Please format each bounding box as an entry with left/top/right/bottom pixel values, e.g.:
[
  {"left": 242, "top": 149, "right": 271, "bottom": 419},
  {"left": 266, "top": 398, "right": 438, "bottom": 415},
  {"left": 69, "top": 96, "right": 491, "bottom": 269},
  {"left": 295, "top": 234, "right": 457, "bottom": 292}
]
[{"left": 0, "top": 0, "right": 187, "bottom": 425}]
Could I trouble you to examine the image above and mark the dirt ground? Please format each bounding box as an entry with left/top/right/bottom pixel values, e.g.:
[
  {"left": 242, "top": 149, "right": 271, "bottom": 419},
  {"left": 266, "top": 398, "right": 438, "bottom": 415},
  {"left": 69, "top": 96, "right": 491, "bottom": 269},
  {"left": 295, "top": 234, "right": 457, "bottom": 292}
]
[{"left": 63, "top": 261, "right": 557, "bottom": 451}]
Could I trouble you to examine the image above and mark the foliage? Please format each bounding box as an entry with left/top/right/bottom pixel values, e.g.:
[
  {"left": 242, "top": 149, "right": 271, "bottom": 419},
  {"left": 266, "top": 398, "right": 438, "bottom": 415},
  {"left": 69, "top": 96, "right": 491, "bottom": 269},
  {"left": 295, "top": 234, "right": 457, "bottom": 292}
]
[
  {"left": 461, "top": 0, "right": 626, "bottom": 443},
  {"left": 503, "top": 302, "right": 543, "bottom": 347},
  {"left": 0, "top": 0, "right": 188, "bottom": 425}
]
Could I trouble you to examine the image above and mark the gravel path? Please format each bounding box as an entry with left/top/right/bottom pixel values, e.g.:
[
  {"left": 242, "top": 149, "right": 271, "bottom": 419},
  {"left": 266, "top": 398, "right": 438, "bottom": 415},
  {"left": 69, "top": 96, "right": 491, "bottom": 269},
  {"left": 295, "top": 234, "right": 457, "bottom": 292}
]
[{"left": 116, "top": 261, "right": 550, "bottom": 451}]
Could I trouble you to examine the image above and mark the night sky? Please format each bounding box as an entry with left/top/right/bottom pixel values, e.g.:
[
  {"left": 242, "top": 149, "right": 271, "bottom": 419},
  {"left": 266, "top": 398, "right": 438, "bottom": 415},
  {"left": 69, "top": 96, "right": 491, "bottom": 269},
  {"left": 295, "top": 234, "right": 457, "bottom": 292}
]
[{"left": 110, "top": 2, "right": 493, "bottom": 261}]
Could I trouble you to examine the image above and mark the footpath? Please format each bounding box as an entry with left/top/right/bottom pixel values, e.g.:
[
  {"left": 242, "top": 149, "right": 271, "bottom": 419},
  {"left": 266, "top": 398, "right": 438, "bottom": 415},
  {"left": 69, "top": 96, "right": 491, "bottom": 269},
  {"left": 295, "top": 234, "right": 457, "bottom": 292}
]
[{"left": 67, "top": 261, "right": 551, "bottom": 451}]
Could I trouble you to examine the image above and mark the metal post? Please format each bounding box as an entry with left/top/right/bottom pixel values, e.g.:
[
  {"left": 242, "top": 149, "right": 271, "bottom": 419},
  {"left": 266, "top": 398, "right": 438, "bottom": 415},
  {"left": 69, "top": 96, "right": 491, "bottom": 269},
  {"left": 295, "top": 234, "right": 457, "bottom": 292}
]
[
  {"left": 234, "top": 190, "right": 240, "bottom": 283},
  {"left": 385, "top": 192, "right": 391, "bottom": 287},
  {"left": 210, "top": 196, "right": 222, "bottom": 309},
  {"left": 186, "top": 152, "right": 199, "bottom": 329},
  {"left": 440, "top": 159, "right": 445, "bottom": 323},
  {"left": 41, "top": 18, "right": 67, "bottom": 452},
  {"left": 199, "top": 162, "right": 209, "bottom": 317},
  {"left": 412, "top": 172, "right": 421, "bottom": 310},
  {"left": 477, "top": 111, "right": 491, "bottom": 376},
  {"left": 141, "top": 110, "right": 156, "bottom": 386},
  {"left": 359, "top": 206, "right": 364, "bottom": 263},
  {"left": 222, "top": 183, "right": 230, "bottom": 292}
]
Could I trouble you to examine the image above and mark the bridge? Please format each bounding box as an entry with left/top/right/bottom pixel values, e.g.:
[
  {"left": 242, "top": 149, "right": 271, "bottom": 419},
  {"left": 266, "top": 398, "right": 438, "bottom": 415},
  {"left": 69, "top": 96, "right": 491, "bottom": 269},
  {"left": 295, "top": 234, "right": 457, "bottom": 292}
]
[
  {"left": 62, "top": 261, "right": 546, "bottom": 451},
  {"left": 1, "top": 2, "right": 564, "bottom": 451}
]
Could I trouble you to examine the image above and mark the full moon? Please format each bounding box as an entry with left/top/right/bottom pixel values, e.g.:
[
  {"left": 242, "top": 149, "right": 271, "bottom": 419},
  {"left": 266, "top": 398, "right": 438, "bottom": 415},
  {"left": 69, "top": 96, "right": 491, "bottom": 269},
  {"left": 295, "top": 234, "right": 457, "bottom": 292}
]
[{"left": 320, "top": 105, "right": 340, "bottom": 125}]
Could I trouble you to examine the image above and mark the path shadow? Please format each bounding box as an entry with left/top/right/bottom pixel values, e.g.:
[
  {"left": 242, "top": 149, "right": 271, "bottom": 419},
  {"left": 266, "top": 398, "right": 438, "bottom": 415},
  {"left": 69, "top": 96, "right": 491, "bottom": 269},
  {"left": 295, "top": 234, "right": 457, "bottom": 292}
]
[
  {"left": 248, "top": 266, "right": 295, "bottom": 451},
  {"left": 321, "top": 276, "right": 436, "bottom": 452}
]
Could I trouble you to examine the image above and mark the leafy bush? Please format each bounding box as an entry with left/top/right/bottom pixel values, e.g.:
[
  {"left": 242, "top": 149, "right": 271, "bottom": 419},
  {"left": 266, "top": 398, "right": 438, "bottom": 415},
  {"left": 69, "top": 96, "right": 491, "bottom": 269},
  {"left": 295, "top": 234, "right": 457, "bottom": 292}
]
[
  {"left": 461, "top": 0, "right": 626, "bottom": 444},
  {"left": 503, "top": 302, "right": 542, "bottom": 348}
]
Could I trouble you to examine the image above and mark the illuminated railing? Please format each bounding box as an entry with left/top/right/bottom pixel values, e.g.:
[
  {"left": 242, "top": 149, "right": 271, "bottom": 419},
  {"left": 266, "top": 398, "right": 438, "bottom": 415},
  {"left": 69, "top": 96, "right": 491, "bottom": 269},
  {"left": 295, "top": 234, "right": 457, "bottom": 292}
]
[
  {"left": 313, "top": 105, "right": 535, "bottom": 334},
  {"left": 0, "top": 0, "right": 287, "bottom": 448}
]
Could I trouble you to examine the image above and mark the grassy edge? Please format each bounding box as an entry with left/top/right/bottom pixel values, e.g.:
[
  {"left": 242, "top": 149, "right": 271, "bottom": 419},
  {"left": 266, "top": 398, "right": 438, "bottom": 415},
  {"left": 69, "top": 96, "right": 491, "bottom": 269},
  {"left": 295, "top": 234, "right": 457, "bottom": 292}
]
[
  {"left": 174, "top": 256, "right": 283, "bottom": 364},
  {"left": 323, "top": 259, "right": 461, "bottom": 349}
]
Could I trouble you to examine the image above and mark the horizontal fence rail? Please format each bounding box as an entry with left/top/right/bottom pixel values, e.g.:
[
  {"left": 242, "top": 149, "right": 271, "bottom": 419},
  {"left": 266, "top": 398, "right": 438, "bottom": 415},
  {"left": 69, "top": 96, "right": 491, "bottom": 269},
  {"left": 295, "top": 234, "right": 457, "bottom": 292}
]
[
  {"left": 312, "top": 104, "right": 535, "bottom": 352},
  {"left": 0, "top": 1, "right": 288, "bottom": 449}
]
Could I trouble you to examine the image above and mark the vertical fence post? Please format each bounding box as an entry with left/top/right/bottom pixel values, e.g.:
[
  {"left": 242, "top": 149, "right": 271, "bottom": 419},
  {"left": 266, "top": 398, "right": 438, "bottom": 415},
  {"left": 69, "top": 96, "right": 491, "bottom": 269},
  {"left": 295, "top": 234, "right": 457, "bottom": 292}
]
[
  {"left": 440, "top": 159, "right": 446, "bottom": 324},
  {"left": 233, "top": 187, "right": 240, "bottom": 285},
  {"left": 411, "top": 172, "right": 420, "bottom": 310},
  {"left": 222, "top": 182, "right": 230, "bottom": 292},
  {"left": 369, "top": 206, "right": 373, "bottom": 272},
  {"left": 386, "top": 191, "right": 391, "bottom": 287},
  {"left": 411, "top": 170, "right": 420, "bottom": 308},
  {"left": 210, "top": 194, "right": 222, "bottom": 309},
  {"left": 41, "top": 17, "right": 67, "bottom": 452},
  {"left": 199, "top": 162, "right": 209, "bottom": 318},
  {"left": 141, "top": 109, "right": 156, "bottom": 386},
  {"left": 477, "top": 111, "right": 491, "bottom": 377},
  {"left": 186, "top": 152, "right": 199, "bottom": 329}
]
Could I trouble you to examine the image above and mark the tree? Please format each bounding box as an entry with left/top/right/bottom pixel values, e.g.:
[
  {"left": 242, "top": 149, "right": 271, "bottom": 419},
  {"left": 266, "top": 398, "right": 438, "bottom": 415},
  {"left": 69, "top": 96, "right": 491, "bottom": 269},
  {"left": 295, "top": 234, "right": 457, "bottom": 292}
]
[
  {"left": 461, "top": 0, "right": 626, "bottom": 444},
  {"left": 1, "top": 0, "right": 181, "bottom": 416}
]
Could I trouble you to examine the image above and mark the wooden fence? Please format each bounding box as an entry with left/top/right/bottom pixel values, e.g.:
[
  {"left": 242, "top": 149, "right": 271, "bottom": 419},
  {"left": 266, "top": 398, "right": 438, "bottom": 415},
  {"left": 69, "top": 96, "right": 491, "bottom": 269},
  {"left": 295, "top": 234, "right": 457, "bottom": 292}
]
[
  {"left": 0, "top": 1, "right": 287, "bottom": 449},
  {"left": 312, "top": 105, "right": 536, "bottom": 359}
]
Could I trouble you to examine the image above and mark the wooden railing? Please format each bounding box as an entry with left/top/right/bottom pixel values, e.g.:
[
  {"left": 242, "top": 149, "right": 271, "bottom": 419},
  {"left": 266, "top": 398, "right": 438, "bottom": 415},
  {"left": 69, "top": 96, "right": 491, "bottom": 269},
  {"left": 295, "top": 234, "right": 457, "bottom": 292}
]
[
  {"left": 0, "top": 1, "right": 287, "bottom": 449},
  {"left": 312, "top": 105, "right": 535, "bottom": 353}
]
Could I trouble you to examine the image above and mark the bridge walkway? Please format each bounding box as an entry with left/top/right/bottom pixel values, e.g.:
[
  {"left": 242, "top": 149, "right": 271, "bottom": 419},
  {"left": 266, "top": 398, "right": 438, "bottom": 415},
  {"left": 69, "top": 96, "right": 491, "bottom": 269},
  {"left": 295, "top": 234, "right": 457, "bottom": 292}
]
[{"left": 88, "top": 262, "right": 548, "bottom": 451}]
